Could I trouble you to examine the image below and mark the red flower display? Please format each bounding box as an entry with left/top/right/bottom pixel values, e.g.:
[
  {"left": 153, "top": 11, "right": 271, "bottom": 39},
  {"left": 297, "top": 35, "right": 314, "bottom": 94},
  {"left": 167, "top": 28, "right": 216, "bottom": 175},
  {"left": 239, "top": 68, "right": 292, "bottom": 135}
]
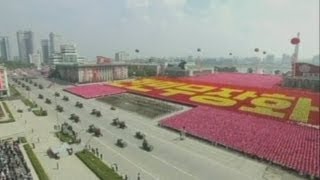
[
  {"left": 65, "top": 84, "right": 126, "bottom": 99},
  {"left": 179, "top": 73, "right": 283, "bottom": 89},
  {"left": 160, "top": 106, "right": 320, "bottom": 177}
]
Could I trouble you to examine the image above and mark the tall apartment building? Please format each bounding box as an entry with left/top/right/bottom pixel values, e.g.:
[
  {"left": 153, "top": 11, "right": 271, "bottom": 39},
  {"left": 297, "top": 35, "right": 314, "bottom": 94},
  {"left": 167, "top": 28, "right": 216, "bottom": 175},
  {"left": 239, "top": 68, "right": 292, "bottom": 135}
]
[
  {"left": 0, "top": 36, "right": 11, "bottom": 61},
  {"left": 17, "top": 31, "right": 34, "bottom": 62},
  {"left": 41, "top": 39, "right": 50, "bottom": 64},
  {"left": 49, "top": 32, "right": 62, "bottom": 55}
]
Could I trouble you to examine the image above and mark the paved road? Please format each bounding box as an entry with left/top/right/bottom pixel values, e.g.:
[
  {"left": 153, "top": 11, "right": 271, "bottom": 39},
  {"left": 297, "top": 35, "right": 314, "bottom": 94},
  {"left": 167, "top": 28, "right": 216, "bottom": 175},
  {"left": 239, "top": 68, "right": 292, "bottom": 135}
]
[
  {"left": 5, "top": 99, "right": 99, "bottom": 180},
  {"left": 10, "top": 77, "right": 305, "bottom": 180}
]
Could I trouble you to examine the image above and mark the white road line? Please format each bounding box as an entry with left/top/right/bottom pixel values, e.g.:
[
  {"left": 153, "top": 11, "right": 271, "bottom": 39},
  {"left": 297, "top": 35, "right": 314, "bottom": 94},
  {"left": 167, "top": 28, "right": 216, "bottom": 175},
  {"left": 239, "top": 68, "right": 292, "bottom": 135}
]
[
  {"left": 94, "top": 138, "right": 159, "bottom": 180},
  {"left": 151, "top": 155, "right": 197, "bottom": 179}
]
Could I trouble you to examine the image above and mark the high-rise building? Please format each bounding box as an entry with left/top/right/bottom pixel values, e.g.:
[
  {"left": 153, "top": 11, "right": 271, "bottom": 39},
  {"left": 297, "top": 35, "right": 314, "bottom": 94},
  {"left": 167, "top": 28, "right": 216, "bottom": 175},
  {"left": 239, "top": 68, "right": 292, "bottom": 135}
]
[
  {"left": 281, "top": 54, "right": 291, "bottom": 64},
  {"left": 29, "top": 50, "right": 42, "bottom": 70},
  {"left": 17, "top": 30, "right": 34, "bottom": 62},
  {"left": 41, "top": 39, "right": 50, "bottom": 64},
  {"left": 264, "top": 54, "right": 275, "bottom": 64},
  {"left": 0, "top": 36, "right": 11, "bottom": 61},
  {"left": 115, "top": 51, "right": 129, "bottom": 62},
  {"left": 49, "top": 32, "right": 62, "bottom": 55}
]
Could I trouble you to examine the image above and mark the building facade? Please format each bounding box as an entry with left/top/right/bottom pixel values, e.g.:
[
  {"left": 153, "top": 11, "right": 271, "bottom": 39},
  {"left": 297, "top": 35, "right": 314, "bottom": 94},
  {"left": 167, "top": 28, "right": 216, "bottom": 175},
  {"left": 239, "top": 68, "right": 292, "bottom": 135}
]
[
  {"left": 115, "top": 51, "right": 129, "bottom": 62},
  {"left": 41, "top": 39, "right": 50, "bottom": 64},
  {"left": 49, "top": 44, "right": 85, "bottom": 65},
  {"left": 282, "top": 62, "right": 320, "bottom": 92},
  {"left": 17, "top": 31, "right": 34, "bottom": 62},
  {"left": 127, "top": 63, "right": 160, "bottom": 77},
  {"left": 55, "top": 64, "right": 128, "bottom": 83},
  {"left": 0, "top": 36, "right": 11, "bottom": 61},
  {"left": 49, "top": 32, "right": 62, "bottom": 55},
  {"left": 0, "top": 66, "right": 10, "bottom": 97},
  {"left": 29, "top": 51, "right": 42, "bottom": 70},
  {"left": 60, "top": 44, "right": 78, "bottom": 63}
]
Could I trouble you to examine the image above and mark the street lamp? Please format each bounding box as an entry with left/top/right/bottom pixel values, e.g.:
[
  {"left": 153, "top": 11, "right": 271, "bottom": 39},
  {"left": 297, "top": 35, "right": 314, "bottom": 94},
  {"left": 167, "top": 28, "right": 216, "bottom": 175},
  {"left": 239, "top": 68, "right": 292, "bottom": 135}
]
[
  {"left": 196, "top": 48, "right": 202, "bottom": 71},
  {"left": 135, "top": 49, "right": 140, "bottom": 61}
]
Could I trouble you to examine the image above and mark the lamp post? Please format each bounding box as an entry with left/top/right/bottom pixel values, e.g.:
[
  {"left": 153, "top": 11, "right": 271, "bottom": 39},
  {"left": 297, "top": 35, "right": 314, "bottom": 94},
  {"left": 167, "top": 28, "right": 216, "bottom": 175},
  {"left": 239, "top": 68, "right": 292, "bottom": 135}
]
[
  {"left": 290, "top": 32, "right": 300, "bottom": 77},
  {"left": 197, "top": 48, "right": 202, "bottom": 71},
  {"left": 135, "top": 49, "right": 140, "bottom": 61}
]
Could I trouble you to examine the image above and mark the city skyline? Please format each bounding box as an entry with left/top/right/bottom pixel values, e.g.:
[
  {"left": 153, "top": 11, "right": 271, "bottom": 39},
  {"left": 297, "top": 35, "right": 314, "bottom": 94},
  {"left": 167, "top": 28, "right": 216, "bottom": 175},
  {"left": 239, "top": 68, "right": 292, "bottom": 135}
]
[{"left": 0, "top": 0, "right": 319, "bottom": 60}]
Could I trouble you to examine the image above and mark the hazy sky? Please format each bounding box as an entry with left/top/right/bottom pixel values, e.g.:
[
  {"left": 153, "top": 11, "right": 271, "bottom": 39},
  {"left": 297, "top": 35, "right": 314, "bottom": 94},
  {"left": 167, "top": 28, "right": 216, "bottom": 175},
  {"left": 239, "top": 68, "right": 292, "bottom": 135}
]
[{"left": 0, "top": 0, "right": 319, "bottom": 59}]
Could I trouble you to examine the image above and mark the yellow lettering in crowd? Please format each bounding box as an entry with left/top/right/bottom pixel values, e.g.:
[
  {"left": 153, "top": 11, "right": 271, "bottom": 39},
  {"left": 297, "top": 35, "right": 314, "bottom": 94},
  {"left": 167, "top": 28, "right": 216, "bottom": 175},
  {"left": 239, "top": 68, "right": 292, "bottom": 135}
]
[
  {"left": 131, "top": 79, "right": 154, "bottom": 85},
  {"left": 126, "top": 85, "right": 151, "bottom": 92},
  {"left": 161, "top": 88, "right": 195, "bottom": 96},
  {"left": 145, "top": 80, "right": 186, "bottom": 89},
  {"left": 177, "top": 84, "right": 216, "bottom": 92},
  {"left": 110, "top": 82, "right": 126, "bottom": 87},
  {"left": 260, "top": 93, "right": 295, "bottom": 100},
  {"left": 233, "top": 91, "right": 258, "bottom": 101},
  {"left": 190, "top": 95, "right": 237, "bottom": 107},
  {"left": 205, "top": 88, "right": 243, "bottom": 98},
  {"left": 239, "top": 97, "right": 292, "bottom": 118},
  {"left": 130, "top": 79, "right": 186, "bottom": 90},
  {"left": 289, "top": 97, "right": 319, "bottom": 123}
]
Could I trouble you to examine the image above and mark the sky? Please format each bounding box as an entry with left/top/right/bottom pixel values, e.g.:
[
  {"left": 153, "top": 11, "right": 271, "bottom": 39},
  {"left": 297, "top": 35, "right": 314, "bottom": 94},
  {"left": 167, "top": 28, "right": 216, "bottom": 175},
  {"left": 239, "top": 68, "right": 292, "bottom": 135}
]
[{"left": 0, "top": 0, "right": 319, "bottom": 59}]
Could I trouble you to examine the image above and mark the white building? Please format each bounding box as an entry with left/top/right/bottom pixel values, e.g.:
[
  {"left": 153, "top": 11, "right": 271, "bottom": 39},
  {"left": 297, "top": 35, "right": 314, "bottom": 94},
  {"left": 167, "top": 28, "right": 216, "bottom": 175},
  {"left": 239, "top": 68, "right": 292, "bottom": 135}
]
[
  {"left": 49, "top": 32, "right": 62, "bottom": 55},
  {"left": 0, "top": 65, "right": 10, "bottom": 97},
  {"left": 61, "top": 44, "right": 78, "bottom": 63},
  {"left": 0, "top": 36, "right": 11, "bottom": 61},
  {"left": 115, "top": 51, "right": 129, "bottom": 62},
  {"left": 50, "top": 44, "right": 85, "bottom": 65},
  {"left": 29, "top": 51, "right": 42, "bottom": 70}
]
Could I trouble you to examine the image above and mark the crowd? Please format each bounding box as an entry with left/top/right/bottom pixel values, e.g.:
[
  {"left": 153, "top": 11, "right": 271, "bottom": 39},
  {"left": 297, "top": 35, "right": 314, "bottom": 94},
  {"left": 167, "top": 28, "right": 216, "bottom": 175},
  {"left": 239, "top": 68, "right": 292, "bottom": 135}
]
[
  {"left": 65, "top": 84, "right": 126, "bottom": 99},
  {"left": 179, "top": 73, "right": 283, "bottom": 89},
  {"left": 160, "top": 106, "right": 320, "bottom": 178},
  {"left": 0, "top": 140, "right": 32, "bottom": 180}
]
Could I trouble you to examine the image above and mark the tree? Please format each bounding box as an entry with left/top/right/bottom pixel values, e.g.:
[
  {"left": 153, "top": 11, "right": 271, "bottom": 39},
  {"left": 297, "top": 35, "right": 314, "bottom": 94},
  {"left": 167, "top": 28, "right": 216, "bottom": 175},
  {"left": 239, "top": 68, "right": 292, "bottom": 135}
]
[
  {"left": 247, "top": 68, "right": 253, "bottom": 73},
  {"left": 274, "top": 70, "right": 281, "bottom": 75}
]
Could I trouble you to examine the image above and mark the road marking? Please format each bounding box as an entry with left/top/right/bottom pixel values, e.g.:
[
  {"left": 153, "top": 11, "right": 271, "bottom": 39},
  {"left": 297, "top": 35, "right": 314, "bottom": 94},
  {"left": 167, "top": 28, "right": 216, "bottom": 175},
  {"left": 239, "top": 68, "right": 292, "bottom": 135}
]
[
  {"left": 94, "top": 138, "right": 159, "bottom": 180},
  {"left": 151, "top": 154, "right": 197, "bottom": 179}
]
